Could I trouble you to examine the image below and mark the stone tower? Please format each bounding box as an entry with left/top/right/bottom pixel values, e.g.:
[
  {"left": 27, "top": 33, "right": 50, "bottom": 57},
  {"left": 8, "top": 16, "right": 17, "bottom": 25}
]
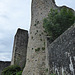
[
  {"left": 22, "top": 0, "right": 57, "bottom": 75},
  {"left": 11, "top": 28, "right": 28, "bottom": 69}
]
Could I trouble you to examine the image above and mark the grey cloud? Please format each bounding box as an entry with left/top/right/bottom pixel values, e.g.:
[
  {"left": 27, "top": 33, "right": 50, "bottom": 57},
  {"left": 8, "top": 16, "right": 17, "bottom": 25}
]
[
  {"left": 0, "top": 0, "right": 75, "bottom": 61},
  {"left": 0, "top": 0, "right": 31, "bottom": 61}
]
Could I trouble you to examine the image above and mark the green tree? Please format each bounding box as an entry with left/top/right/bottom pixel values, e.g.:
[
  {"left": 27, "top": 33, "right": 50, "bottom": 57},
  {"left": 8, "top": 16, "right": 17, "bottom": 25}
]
[
  {"left": 43, "top": 8, "right": 75, "bottom": 41},
  {"left": 16, "top": 71, "right": 22, "bottom": 75}
]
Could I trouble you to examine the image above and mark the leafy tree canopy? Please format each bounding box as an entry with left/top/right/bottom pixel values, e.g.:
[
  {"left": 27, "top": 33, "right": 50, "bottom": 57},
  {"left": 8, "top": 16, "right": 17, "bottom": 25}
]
[{"left": 43, "top": 7, "right": 75, "bottom": 41}]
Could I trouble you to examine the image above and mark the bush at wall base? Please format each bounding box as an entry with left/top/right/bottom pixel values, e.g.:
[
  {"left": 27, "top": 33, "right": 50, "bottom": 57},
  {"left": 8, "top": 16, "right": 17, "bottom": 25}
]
[
  {"left": 16, "top": 71, "right": 22, "bottom": 75},
  {"left": 1, "top": 65, "right": 21, "bottom": 75},
  {"left": 50, "top": 74, "right": 56, "bottom": 75}
]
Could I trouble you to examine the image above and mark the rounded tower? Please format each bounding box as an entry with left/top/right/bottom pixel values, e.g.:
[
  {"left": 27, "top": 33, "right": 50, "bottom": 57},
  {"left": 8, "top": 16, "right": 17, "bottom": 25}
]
[{"left": 22, "top": 0, "right": 57, "bottom": 75}]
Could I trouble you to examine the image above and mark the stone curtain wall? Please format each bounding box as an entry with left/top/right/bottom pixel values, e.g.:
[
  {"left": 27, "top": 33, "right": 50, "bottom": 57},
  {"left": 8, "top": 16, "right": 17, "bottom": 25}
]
[
  {"left": 22, "top": 0, "right": 57, "bottom": 75},
  {"left": 47, "top": 24, "right": 75, "bottom": 75},
  {"left": 0, "top": 61, "right": 10, "bottom": 75},
  {"left": 11, "top": 28, "right": 28, "bottom": 69}
]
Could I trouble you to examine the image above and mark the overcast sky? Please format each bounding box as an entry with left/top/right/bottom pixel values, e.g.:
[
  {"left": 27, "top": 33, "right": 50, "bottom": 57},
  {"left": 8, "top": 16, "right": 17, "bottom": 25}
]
[{"left": 0, "top": 0, "right": 75, "bottom": 61}]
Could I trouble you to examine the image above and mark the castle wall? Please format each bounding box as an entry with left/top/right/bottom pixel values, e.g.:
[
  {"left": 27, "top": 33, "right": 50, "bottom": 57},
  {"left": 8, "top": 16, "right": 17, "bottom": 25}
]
[
  {"left": 11, "top": 28, "right": 28, "bottom": 69},
  {"left": 47, "top": 24, "right": 75, "bottom": 75},
  {"left": 22, "top": 0, "right": 57, "bottom": 75},
  {"left": 0, "top": 61, "right": 10, "bottom": 75}
]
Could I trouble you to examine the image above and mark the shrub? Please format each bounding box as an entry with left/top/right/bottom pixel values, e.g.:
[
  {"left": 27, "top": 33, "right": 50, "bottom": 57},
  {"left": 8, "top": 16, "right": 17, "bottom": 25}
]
[
  {"left": 34, "top": 24, "right": 37, "bottom": 26},
  {"left": 16, "top": 71, "right": 22, "bottom": 75},
  {"left": 50, "top": 74, "right": 56, "bottom": 75},
  {"left": 43, "top": 8, "right": 75, "bottom": 41},
  {"left": 1, "top": 65, "right": 21, "bottom": 75},
  {"left": 35, "top": 48, "right": 40, "bottom": 52},
  {"left": 42, "top": 47, "right": 45, "bottom": 50},
  {"left": 40, "top": 39, "right": 42, "bottom": 41},
  {"left": 46, "top": 68, "right": 48, "bottom": 72}
]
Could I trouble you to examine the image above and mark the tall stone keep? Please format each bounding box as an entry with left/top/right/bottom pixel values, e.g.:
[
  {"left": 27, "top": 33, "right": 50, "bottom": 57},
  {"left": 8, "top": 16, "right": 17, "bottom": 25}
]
[
  {"left": 11, "top": 28, "right": 28, "bottom": 69},
  {"left": 22, "top": 0, "right": 57, "bottom": 75}
]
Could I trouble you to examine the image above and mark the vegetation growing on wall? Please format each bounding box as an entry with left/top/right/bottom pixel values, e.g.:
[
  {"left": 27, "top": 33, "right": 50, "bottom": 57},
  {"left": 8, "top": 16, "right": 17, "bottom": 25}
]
[
  {"left": 35, "top": 48, "right": 40, "bottom": 52},
  {"left": 45, "top": 68, "right": 48, "bottom": 72},
  {"left": 1, "top": 65, "right": 22, "bottom": 75},
  {"left": 52, "top": 0, "right": 55, "bottom": 4},
  {"left": 16, "top": 71, "right": 22, "bottom": 75},
  {"left": 50, "top": 74, "right": 56, "bottom": 75},
  {"left": 43, "top": 8, "right": 75, "bottom": 41},
  {"left": 42, "top": 47, "right": 45, "bottom": 50}
]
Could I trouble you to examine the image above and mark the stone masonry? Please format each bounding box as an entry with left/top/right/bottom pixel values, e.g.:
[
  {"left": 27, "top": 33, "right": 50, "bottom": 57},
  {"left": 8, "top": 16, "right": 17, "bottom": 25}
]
[
  {"left": 22, "top": 0, "right": 57, "bottom": 75},
  {"left": 47, "top": 23, "right": 75, "bottom": 75},
  {"left": 11, "top": 28, "right": 28, "bottom": 69}
]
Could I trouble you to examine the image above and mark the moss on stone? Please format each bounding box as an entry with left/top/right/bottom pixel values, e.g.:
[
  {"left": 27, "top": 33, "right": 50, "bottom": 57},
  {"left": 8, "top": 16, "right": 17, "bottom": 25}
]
[
  {"left": 40, "top": 39, "right": 42, "bottom": 41},
  {"left": 31, "top": 36, "right": 33, "bottom": 39},
  {"left": 35, "top": 48, "right": 40, "bottom": 52},
  {"left": 34, "top": 24, "right": 37, "bottom": 26},
  {"left": 42, "top": 47, "right": 45, "bottom": 50},
  {"left": 45, "top": 68, "right": 48, "bottom": 72}
]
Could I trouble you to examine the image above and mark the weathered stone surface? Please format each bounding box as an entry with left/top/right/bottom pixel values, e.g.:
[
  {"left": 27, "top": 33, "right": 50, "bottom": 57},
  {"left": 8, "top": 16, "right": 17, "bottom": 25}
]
[
  {"left": 47, "top": 23, "right": 75, "bottom": 75},
  {"left": 11, "top": 28, "right": 28, "bottom": 69},
  {"left": 22, "top": 0, "right": 57, "bottom": 75},
  {"left": 0, "top": 61, "right": 10, "bottom": 75}
]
